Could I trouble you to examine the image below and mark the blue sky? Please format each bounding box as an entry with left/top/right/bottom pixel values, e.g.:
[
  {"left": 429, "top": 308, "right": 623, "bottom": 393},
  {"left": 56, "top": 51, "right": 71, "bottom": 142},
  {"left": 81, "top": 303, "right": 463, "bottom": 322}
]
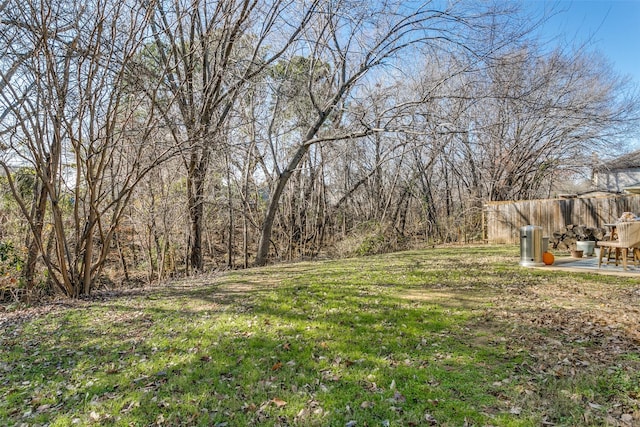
[{"left": 528, "top": 0, "right": 640, "bottom": 85}]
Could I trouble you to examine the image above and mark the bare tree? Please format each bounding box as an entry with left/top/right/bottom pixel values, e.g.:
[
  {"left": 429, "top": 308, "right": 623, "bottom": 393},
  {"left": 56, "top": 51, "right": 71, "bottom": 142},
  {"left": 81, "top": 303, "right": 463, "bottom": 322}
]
[
  {"left": 389, "top": 43, "right": 640, "bottom": 244},
  {"left": 136, "top": 0, "right": 319, "bottom": 272},
  {"left": 254, "top": 0, "right": 522, "bottom": 265},
  {"left": 0, "top": 0, "right": 171, "bottom": 297},
  {"left": 453, "top": 46, "right": 639, "bottom": 202}
]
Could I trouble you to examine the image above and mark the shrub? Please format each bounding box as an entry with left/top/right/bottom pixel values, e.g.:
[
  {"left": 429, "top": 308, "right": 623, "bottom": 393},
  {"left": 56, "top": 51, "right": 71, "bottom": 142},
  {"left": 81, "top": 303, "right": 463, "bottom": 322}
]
[
  {"left": 0, "top": 240, "right": 24, "bottom": 302},
  {"left": 334, "top": 222, "right": 407, "bottom": 257}
]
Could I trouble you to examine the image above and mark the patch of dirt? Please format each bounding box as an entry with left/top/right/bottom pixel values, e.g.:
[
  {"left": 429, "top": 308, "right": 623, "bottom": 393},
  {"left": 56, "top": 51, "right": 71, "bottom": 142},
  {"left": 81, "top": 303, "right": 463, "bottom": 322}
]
[
  {"left": 492, "top": 280, "right": 640, "bottom": 348},
  {"left": 476, "top": 279, "right": 640, "bottom": 426},
  {"left": 0, "top": 272, "right": 266, "bottom": 330},
  {"left": 0, "top": 300, "right": 76, "bottom": 330},
  {"left": 400, "top": 289, "right": 492, "bottom": 309}
]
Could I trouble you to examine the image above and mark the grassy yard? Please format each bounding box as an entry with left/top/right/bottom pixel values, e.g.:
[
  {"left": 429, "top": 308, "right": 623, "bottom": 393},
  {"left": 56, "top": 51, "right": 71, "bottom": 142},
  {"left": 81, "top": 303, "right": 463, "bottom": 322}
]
[{"left": 1, "top": 246, "right": 639, "bottom": 426}]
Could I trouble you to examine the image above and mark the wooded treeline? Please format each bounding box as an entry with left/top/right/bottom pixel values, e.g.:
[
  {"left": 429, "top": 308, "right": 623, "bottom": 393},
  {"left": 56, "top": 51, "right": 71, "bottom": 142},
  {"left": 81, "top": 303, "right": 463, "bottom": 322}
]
[{"left": 0, "top": 0, "right": 638, "bottom": 299}]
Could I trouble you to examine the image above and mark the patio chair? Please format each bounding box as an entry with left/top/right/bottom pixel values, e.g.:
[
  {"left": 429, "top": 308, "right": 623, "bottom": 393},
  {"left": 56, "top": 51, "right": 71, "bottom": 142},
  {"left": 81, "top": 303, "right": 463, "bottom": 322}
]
[{"left": 597, "top": 221, "right": 640, "bottom": 270}]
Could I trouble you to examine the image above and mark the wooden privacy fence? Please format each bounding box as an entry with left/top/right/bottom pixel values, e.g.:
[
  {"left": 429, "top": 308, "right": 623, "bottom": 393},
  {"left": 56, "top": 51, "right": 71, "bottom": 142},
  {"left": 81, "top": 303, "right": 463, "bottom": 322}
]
[{"left": 484, "top": 194, "right": 640, "bottom": 244}]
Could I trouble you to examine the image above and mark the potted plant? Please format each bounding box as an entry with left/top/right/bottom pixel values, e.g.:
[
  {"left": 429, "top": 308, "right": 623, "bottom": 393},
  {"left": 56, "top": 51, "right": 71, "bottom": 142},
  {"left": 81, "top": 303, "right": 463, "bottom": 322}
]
[
  {"left": 575, "top": 239, "right": 595, "bottom": 256},
  {"left": 570, "top": 243, "right": 583, "bottom": 258}
]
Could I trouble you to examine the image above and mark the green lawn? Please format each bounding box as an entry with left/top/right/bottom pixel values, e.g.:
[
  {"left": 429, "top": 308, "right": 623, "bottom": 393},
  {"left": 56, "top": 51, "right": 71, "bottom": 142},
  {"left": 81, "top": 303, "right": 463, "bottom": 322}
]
[{"left": 1, "top": 246, "right": 639, "bottom": 426}]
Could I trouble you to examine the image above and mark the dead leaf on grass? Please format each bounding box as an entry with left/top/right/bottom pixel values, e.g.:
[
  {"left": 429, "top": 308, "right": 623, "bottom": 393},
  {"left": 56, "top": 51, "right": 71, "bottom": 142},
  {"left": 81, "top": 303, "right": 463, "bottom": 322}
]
[
  {"left": 363, "top": 381, "right": 380, "bottom": 392},
  {"left": 621, "top": 413, "right": 634, "bottom": 425},
  {"left": 392, "top": 390, "right": 406, "bottom": 403},
  {"left": 321, "top": 370, "right": 341, "bottom": 381},
  {"left": 424, "top": 412, "right": 438, "bottom": 425},
  {"left": 121, "top": 400, "right": 139, "bottom": 413},
  {"left": 242, "top": 402, "right": 257, "bottom": 413},
  {"left": 272, "top": 397, "right": 287, "bottom": 407},
  {"left": 36, "top": 404, "right": 51, "bottom": 413}
]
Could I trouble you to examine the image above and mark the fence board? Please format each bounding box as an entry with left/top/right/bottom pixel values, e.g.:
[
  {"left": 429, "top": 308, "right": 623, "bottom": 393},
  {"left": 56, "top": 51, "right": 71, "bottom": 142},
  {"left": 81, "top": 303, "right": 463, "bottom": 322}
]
[{"left": 484, "top": 194, "right": 640, "bottom": 244}]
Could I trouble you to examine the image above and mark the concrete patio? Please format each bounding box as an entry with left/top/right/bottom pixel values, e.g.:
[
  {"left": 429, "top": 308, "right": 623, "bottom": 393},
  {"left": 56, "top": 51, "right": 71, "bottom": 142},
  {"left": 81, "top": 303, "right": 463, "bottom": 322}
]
[{"left": 531, "top": 254, "right": 640, "bottom": 277}]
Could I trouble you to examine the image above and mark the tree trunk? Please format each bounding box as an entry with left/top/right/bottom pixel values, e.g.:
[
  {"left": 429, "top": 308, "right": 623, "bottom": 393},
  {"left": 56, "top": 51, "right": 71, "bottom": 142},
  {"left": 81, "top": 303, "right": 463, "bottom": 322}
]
[
  {"left": 255, "top": 144, "right": 310, "bottom": 266},
  {"left": 227, "top": 151, "right": 234, "bottom": 268},
  {"left": 82, "top": 209, "right": 96, "bottom": 296},
  {"left": 114, "top": 232, "right": 130, "bottom": 282},
  {"left": 187, "top": 150, "right": 210, "bottom": 273},
  {"left": 189, "top": 196, "right": 204, "bottom": 272},
  {"left": 24, "top": 181, "right": 48, "bottom": 295}
]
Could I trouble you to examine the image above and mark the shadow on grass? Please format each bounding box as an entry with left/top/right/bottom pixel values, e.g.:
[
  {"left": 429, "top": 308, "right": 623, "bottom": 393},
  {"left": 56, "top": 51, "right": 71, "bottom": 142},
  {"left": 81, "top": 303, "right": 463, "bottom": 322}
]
[
  {"left": 2, "top": 247, "right": 639, "bottom": 426},
  {"left": 1, "top": 281, "right": 517, "bottom": 424}
]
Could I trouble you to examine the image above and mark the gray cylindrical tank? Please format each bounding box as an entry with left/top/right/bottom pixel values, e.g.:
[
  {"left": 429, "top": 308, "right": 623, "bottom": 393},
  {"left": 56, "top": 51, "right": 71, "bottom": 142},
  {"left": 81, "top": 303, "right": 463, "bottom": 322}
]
[{"left": 520, "top": 225, "right": 544, "bottom": 267}]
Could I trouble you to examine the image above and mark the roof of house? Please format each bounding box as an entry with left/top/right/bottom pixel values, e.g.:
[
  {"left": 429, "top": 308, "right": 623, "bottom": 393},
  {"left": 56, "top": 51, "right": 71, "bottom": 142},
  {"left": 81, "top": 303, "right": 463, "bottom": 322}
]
[{"left": 595, "top": 149, "right": 640, "bottom": 171}]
